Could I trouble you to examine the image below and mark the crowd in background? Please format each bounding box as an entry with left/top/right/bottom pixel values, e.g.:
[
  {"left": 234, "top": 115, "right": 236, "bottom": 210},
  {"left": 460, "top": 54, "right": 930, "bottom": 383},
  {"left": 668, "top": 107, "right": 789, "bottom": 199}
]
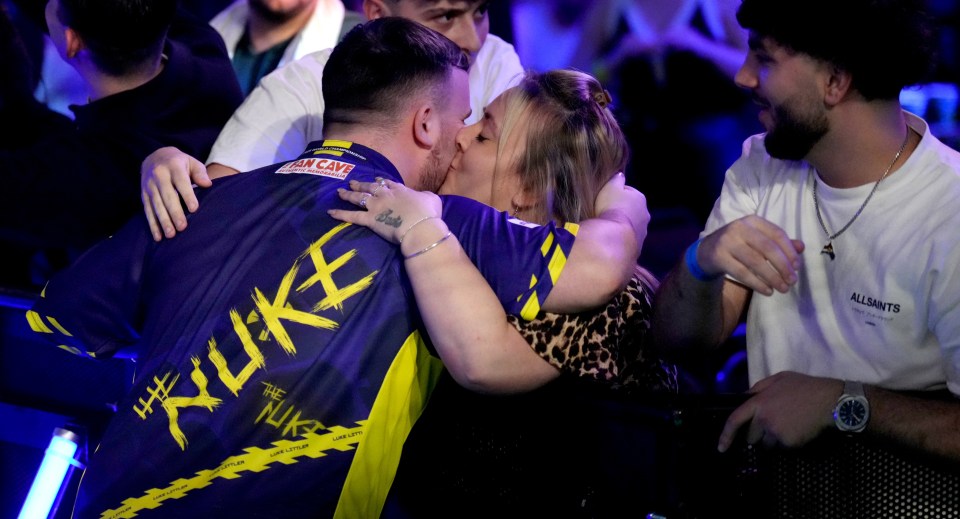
[{"left": 3, "top": 0, "right": 959, "bottom": 286}]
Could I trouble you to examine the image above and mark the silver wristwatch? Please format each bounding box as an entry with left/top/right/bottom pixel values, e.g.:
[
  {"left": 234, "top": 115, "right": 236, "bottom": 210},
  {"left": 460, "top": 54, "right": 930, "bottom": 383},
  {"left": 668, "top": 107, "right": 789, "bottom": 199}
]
[{"left": 833, "top": 380, "right": 870, "bottom": 433}]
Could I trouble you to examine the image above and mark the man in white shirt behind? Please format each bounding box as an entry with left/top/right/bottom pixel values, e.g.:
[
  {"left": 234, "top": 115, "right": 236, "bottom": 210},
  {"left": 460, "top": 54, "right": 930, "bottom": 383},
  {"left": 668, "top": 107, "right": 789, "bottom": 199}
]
[{"left": 209, "top": 0, "right": 364, "bottom": 94}]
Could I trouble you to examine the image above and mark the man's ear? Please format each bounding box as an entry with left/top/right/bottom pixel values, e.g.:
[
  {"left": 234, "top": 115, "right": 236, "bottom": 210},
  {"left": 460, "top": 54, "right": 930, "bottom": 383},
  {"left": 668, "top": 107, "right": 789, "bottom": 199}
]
[
  {"left": 363, "top": 0, "right": 389, "bottom": 20},
  {"left": 412, "top": 104, "right": 439, "bottom": 149},
  {"left": 64, "top": 27, "right": 84, "bottom": 59},
  {"left": 824, "top": 65, "right": 853, "bottom": 106}
]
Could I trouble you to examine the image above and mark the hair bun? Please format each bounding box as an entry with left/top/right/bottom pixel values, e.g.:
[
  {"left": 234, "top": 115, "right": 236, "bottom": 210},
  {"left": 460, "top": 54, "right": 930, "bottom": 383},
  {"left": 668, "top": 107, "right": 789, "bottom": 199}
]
[{"left": 594, "top": 89, "right": 612, "bottom": 108}]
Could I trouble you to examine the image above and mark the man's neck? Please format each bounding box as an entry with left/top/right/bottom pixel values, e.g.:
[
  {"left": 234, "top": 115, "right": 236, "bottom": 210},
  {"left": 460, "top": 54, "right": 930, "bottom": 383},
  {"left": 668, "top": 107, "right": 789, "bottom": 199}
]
[
  {"left": 807, "top": 101, "right": 917, "bottom": 189},
  {"left": 247, "top": 1, "right": 319, "bottom": 54},
  {"left": 82, "top": 56, "right": 165, "bottom": 101},
  {"left": 323, "top": 127, "right": 420, "bottom": 187}
]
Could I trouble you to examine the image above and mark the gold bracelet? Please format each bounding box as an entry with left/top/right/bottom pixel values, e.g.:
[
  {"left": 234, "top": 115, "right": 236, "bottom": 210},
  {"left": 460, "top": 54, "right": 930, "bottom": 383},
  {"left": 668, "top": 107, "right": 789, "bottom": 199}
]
[
  {"left": 398, "top": 215, "right": 440, "bottom": 244},
  {"left": 403, "top": 231, "right": 452, "bottom": 260}
]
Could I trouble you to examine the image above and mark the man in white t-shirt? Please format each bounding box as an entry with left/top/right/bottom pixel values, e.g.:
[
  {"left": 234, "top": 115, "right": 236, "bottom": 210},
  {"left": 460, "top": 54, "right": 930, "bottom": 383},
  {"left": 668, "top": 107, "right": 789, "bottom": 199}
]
[
  {"left": 653, "top": 0, "right": 960, "bottom": 463},
  {"left": 209, "top": 0, "right": 364, "bottom": 95},
  {"left": 141, "top": 0, "right": 523, "bottom": 240}
]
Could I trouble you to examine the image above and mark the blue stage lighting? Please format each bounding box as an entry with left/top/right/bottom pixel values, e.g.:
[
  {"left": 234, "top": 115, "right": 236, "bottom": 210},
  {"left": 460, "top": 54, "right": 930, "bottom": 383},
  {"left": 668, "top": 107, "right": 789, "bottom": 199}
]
[{"left": 18, "top": 428, "right": 82, "bottom": 519}]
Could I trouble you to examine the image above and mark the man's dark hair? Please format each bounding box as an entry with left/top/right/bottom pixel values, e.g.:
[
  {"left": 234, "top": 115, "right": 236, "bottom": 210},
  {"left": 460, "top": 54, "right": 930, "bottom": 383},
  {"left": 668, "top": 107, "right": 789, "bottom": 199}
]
[
  {"left": 737, "top": 0, "right": 936, "bottom": 100},
  {"left": 57, "top": 0, "right": 176, "bottom": 76},
  {"left": 322, "top": 17, "right": 469, "bottom": 129}
]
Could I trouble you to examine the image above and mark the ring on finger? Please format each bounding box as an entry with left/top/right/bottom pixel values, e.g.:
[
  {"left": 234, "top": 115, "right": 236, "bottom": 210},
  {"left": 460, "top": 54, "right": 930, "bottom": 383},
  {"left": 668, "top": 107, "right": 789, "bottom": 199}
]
[
  {"left": 360, "top": 194, "right": 370, "bottom": 208},
  {"left": 371, "top": 178, "right": 387, "bottom": 197}
]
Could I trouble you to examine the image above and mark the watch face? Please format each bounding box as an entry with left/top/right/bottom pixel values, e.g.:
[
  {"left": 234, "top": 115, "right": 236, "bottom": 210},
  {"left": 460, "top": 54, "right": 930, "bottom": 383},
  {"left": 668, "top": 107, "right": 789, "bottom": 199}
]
[{"left": 838, "top": 399, "right": 868, "bottom": 429}]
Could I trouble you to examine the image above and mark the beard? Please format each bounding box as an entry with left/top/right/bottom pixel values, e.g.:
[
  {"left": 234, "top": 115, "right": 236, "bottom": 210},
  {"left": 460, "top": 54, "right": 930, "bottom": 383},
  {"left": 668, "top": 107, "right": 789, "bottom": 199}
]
[
  {"left": 248, "top": 0, "right": 314, "bottom": 24},
  {"left": 416, "top": 145, "right": 448, "bottom": 193},
  {"left": 415, "top": 121, "right": 458, "bottom": 192},
  {"left": 763, "top": 99, "right": 829, "bottom": 161}
]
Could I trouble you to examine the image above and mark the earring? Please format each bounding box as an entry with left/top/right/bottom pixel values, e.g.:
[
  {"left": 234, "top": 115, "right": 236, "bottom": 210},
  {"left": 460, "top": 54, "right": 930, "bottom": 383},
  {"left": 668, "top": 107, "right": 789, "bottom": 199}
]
[{"left": 511, "top": 202, "right": 533, "bottom": 218}]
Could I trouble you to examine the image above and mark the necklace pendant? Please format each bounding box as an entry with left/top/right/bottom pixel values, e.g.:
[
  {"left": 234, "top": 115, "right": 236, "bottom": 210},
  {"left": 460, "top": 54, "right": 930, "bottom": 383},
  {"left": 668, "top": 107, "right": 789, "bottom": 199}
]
[{"left": 821, "top": 241, "right": 836, "bottom": 261}]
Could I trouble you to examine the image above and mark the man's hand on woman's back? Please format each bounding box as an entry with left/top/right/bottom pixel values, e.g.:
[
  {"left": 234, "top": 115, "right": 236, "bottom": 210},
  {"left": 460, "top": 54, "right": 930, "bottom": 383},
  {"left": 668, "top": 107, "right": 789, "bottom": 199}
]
[{"left": 140, "top": 147, "right": 240, "bottom": 241}]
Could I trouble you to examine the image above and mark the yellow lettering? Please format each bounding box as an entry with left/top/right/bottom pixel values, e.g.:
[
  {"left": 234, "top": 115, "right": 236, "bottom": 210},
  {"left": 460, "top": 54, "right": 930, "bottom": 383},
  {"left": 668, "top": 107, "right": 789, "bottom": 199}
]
[
  {"left": 257, "top": 398, "right": 293, "bottom": 428},
  {"left": 253, "top": 260, "right": 339, "bottom": 355},
  {"left": 161, "top": 357, "right": 223, "bottom": 450},
  {"left": 255, "top": 398, "right": 325, "bottom": 438},
  {"left": 297, "top": 223, "right": 378, "bottom": 313},
  {"left": 207, "top": 311, "right": 267, "bottom": 396},
  {"left": 133, "top": 372, "right": 179, "bottom": 420},
  {"left": 282, "top": 410, "right": 324, "bottom": 438},
  {"left": 127, "top": 215, "right": 384, "bottom": 456},
  {"left": 261, "top": 382, "right": 286, "bottom": 401},
  {"left": 103, "top": 424, "right": 365, "bottom": 517}
]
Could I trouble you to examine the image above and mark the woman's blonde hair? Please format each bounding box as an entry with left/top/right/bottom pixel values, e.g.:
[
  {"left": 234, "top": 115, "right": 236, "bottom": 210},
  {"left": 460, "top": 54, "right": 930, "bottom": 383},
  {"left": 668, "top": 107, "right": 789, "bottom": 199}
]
[{"left": 496, "top": 69, "right": 630, "bottom": 224}]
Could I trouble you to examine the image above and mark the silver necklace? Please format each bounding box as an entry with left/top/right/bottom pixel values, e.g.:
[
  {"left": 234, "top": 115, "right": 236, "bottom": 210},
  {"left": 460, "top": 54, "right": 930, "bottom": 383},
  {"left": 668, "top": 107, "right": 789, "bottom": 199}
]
[{"left": 812, "top": 126, "right": 910, "bottom": 261}]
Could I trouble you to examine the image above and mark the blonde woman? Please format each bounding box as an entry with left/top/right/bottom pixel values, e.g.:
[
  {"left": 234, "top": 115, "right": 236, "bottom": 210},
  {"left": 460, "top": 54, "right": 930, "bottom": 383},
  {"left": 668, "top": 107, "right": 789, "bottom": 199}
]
[
  {"left": 334, "top": 69, "right": 674, "bottom": 393},
  {"left": 332, "top": 70, "right": 675, "bottom": 514}
]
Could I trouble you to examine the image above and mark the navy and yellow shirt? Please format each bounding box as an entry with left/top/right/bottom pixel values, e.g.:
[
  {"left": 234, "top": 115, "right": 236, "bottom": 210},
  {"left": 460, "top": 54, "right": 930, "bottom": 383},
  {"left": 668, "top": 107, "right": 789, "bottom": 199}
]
[{"left": 28, "top": 141, "right": 576, "bottom": 519}]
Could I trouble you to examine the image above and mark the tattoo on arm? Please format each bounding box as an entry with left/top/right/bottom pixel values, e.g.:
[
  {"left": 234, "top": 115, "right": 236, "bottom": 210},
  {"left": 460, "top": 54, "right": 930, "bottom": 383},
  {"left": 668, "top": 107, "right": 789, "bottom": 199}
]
[{"left": 375, "top": 209, "right": 403, "bottom": 228}]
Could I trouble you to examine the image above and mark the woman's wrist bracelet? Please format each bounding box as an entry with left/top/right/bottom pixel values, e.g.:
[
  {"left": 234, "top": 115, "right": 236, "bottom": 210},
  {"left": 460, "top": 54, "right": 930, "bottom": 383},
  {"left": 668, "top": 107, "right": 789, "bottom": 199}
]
[
  {"left": 403, "top": 231, "right": 453, "bottom": 260},
  {"left": 399, "top": 215, "right": 440, "bottom": 244},
  {"left": 685, "top": 238, "right": 721, "bottom": 282}
]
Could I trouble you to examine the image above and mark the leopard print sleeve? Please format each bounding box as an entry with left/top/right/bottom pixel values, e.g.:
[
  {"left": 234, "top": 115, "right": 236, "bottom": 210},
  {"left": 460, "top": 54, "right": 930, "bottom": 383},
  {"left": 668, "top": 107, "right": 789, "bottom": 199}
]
[{"left": 507, "top": 265, "right": 678, "bottom": 393}]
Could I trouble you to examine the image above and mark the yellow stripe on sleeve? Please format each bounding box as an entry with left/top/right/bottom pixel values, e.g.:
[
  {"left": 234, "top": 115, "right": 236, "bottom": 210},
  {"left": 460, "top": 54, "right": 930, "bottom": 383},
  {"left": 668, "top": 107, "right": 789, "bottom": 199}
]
[
  {"left": 547, "top": 246, "right": 568, "bottom": 285},
  {"left": 539, "top": 232, "right": 554, "bottom": 257},
  {"left": 25, "top": 310, "right": 53, "bottom": 334},
  {"left": 47, "top": 316, "right": 73, "bottom": 336},
  {"left": 518, "top": 274, "right": 538, "bottom": 303},
  {"left": 562, "top": 221, "right": 580, "bottom": 235},
  {"left": 519, "top": 291, "right": 541, "bottom": 321}
]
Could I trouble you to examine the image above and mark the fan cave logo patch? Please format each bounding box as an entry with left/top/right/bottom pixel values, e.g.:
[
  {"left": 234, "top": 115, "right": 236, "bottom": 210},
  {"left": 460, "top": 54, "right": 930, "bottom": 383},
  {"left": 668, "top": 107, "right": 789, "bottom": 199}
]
[{"left": 276, "top": 158, "right": 355, "bottom": 179}]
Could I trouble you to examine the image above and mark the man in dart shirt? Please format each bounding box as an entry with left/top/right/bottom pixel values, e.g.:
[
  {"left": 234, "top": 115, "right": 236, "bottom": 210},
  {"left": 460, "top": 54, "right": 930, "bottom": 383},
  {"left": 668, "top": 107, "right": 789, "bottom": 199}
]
[{"left": 27, "top": 18, "right": 645, "bottom": 518}]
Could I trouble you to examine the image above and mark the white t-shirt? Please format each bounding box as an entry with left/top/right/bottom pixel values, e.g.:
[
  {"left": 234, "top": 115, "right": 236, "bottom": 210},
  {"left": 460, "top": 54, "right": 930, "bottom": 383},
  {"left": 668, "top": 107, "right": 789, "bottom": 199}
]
[
  {"left": 703, "top": 112, "right": 960, "bottom": 394},
  {"left": 206, "top": 34, "right": 524, "bottom": 171},
  {"left": 209, "top": 0, "right": 348, "bottom": 68}
]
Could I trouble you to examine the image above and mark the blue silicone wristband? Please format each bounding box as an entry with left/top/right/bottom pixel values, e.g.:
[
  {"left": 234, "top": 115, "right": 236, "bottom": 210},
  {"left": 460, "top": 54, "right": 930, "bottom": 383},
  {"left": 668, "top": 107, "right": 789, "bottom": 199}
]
[{"left": 685, "top": 238, "right": 721, "bottom": 282}]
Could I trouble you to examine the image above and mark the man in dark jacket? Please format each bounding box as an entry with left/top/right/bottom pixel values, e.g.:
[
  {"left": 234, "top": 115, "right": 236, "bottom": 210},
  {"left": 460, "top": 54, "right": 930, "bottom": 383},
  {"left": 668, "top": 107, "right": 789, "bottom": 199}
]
[{"left": 1, "top": 0, "right": 243, "bottom": 289}]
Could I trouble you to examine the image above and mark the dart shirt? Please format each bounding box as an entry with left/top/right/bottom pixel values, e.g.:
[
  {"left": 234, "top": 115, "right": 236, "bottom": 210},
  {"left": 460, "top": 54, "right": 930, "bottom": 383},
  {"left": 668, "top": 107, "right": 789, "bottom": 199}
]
[{"left": 28, "top": 140, "right": 576, "bottom": 519}]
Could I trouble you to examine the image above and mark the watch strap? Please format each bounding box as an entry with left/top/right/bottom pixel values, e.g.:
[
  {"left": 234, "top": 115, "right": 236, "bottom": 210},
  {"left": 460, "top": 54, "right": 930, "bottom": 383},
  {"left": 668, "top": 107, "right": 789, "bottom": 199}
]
[{"left": 843, "top": 380, "right": 865, "bottom": 399}]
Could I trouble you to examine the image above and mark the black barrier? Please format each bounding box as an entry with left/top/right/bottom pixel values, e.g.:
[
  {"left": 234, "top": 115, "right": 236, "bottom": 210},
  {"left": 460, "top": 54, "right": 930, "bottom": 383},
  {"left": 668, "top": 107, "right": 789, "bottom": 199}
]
[{"left": 387, "top": 375, "right": 960, "bottom": 519}]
